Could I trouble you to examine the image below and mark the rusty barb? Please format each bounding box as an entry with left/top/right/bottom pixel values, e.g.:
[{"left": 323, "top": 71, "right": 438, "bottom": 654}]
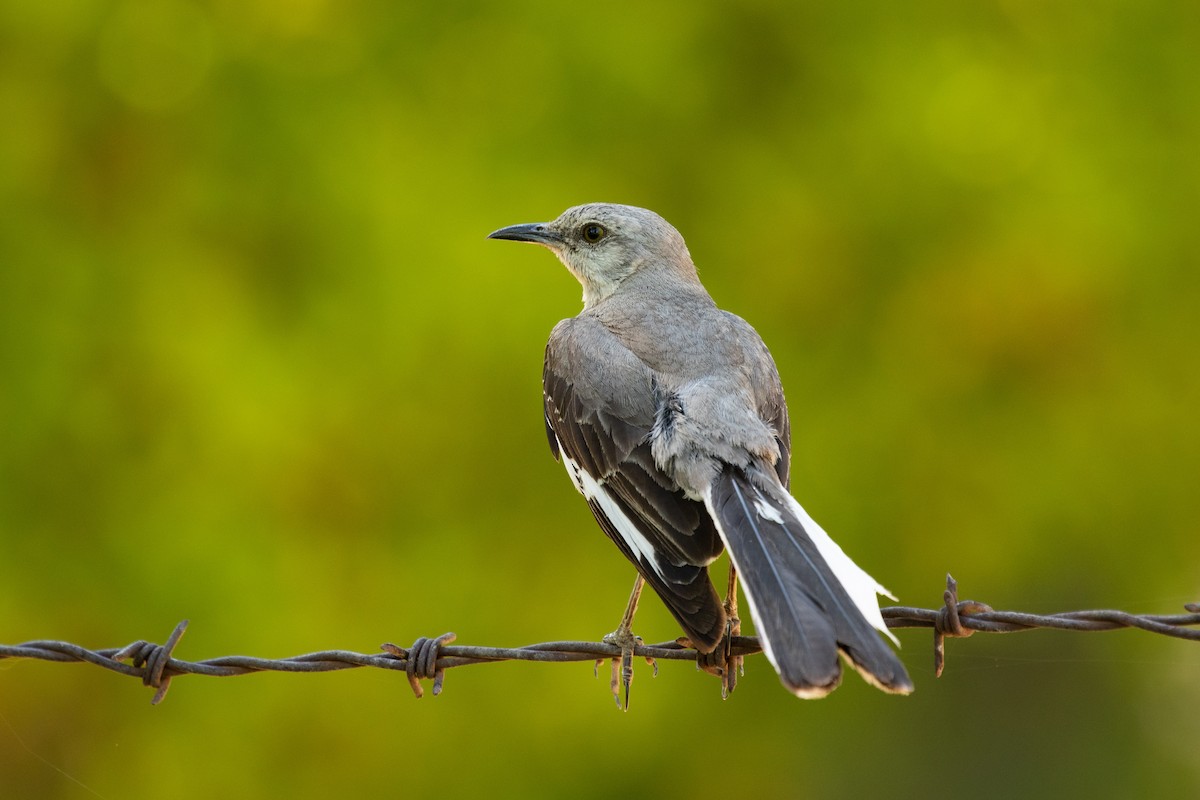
[
  {"left": 3, "top": 575, "right": 1197, "bottom": 705},
  {"left": 882, "top": 574, "right": 1200, "bottom": 678},
  {"left": 110, "top": 619, "right": 190, "bottom": 704},
  {"left": 381, "top": 633, "right": 457, "bottom": 698},
  {"left": 933, "top": 576, "right": 994, "bottom": 677}
]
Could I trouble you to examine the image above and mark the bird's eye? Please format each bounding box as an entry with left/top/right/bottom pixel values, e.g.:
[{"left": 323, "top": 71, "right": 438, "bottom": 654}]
[{"left": 581, "top": 223, "right": 606, "bottom": 243}]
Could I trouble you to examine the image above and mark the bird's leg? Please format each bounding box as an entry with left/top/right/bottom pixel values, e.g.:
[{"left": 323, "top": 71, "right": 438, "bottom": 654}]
[
  {"left": 688, "top": 561, "right": 744, "bottom": 697},
  {"left": 597, "top": 574, "right": 655, "bottom": 710},
  {"left": 721, "top": 562, "right": 743, "bottom": 698}
]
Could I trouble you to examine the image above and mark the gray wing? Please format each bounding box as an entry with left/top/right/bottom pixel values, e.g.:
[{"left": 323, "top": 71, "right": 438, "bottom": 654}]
[
  {"left": 542, "top": 316, "right": 726, "bottom": 651},
  {"left": 721, "top": 310, "right": 791, "bottom": 488}
]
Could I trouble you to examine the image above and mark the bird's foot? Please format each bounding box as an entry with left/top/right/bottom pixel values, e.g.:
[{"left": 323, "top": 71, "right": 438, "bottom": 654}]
[
  {"left": 679, "top": 614, "right": 743, "bottom": 699},
  {"left": 595, "top": 627, "right": 657, "bottom": 711}
]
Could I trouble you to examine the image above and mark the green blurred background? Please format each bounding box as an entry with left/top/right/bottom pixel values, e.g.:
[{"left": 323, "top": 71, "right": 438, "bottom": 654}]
[{"left": 2, "top": 0, "right": 1198, "bottom": 797}]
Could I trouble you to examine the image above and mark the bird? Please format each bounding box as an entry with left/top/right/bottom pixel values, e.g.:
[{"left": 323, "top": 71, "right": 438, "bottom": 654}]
[{"left": 488, "top": 203, "right": 913, "bottom": 700}]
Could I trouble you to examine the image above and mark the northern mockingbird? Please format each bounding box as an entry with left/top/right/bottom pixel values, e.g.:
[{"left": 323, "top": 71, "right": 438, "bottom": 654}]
[{"left": 489, "top": 203, "right": 912, "bottom": 699}]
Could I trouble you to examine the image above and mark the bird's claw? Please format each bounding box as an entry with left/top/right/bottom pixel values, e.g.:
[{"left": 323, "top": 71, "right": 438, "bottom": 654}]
[
  {"left": 597, "top": 628, "right": 655, "bottom": 710},
  {"left": 718, "top": 614, "right": 744, "bottom": 699},
  {"left": 679, "top": 614, "right": 743, "bottom": 699}
]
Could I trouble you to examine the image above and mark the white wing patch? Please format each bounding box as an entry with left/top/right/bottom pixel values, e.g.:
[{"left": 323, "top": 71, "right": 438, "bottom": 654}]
[{"left": 559, "top": 452, "right": 666, "bottom": 581}]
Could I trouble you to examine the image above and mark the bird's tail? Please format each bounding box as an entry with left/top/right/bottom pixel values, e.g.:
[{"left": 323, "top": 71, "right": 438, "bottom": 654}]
[{"left": 703, "top": 465, "right": 913, "bottom": 697}]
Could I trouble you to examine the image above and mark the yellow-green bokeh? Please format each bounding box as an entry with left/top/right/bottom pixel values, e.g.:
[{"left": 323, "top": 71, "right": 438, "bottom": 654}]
[{"left": 2, "top": 1, "right": 1198, "bottom": 798}]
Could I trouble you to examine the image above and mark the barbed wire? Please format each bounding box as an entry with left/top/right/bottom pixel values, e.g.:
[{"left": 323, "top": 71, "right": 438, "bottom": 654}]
[{"left": 2, "top": 575, "right": 1197, "bottom": 706}]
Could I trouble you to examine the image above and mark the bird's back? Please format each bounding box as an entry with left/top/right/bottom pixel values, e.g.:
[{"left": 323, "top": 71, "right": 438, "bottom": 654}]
[{"left": 579, "top": 268, "right": 792, "bottom": 493}]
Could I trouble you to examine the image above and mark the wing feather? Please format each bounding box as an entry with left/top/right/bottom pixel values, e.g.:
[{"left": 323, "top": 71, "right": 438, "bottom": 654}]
[{"left": 543, "top": 317, "right": 726, "bottom": 650}]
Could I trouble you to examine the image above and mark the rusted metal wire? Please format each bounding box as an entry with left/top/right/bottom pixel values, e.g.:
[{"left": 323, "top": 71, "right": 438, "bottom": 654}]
[
  {"left": 883, "top": 575, "right": 1200, "bottom": 676},
  {"left": 3, "top": 575, "right": 1197, "bottom": 704}
]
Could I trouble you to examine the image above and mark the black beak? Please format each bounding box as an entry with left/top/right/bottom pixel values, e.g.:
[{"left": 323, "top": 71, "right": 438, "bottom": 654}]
[{"left": 486, "top": 222, "right": 562, "bottom": 246}]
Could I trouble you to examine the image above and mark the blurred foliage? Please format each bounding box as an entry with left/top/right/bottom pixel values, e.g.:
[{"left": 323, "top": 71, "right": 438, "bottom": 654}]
[{"left": 2, "top": 0, "right": 1199, "bottom": 797}]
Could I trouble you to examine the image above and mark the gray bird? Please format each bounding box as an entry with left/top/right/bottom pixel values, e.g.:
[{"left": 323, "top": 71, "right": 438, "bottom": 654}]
[{"left": 488, "top": 203, "right": 912, "bottom": 699}]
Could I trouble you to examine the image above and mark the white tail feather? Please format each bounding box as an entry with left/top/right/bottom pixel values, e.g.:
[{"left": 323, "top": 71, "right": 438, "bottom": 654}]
[{"left": 780, "top": 493, "right": 899, "bottom": 646}]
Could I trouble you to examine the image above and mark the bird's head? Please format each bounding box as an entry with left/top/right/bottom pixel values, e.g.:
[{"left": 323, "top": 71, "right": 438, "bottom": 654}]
[{"left": 488, "top": 203, "right": 695, "bottom": 307}]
